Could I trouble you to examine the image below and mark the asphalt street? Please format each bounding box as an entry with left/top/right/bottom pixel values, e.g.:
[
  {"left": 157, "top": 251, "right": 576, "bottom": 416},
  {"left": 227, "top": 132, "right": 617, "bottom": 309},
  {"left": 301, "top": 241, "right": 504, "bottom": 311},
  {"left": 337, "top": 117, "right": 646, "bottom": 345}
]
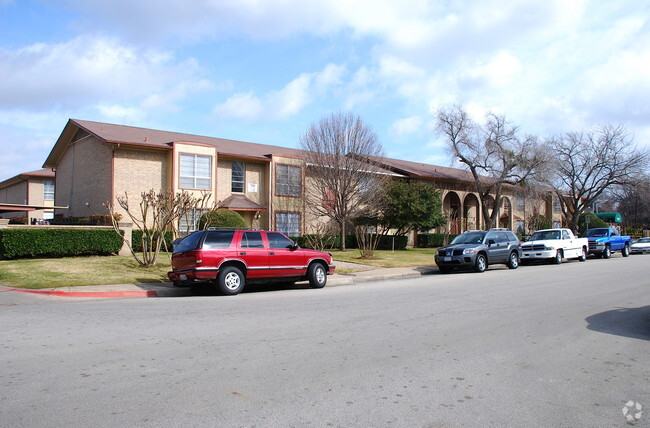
[{"left": 0, "top": 254, "right": 648, "bottom": 427}]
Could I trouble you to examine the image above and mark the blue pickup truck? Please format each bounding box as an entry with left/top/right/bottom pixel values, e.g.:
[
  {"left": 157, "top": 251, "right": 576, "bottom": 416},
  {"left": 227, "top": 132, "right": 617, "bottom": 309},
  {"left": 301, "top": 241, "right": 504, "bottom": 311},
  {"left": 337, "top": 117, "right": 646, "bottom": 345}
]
[{"left": 582, "top": 227, "right": 631, "bottom": 258}]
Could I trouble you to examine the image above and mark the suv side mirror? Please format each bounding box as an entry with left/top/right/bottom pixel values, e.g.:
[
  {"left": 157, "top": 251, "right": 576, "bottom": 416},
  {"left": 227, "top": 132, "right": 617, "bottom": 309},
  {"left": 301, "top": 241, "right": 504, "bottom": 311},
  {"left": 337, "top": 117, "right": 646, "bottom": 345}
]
[
  {"left": 289, "top": 243, "right": 299, "bottom": 251},
  {"left": 487, "top": 239, "right": 496, "bottom": 246}
]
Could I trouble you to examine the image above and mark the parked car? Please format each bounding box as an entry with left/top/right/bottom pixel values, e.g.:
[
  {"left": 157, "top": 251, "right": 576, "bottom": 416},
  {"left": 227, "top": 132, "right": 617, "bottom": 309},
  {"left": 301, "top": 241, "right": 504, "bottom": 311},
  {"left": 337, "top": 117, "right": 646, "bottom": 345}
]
[
  {"left": 435, "top": 229, "right": 521, "bottom": 273},
  {"left": 520, "top": 228, "right": 588, "bottom": 264},
  {"left": 167, "top": 229, "right": 336, "bottom": 295},
  {"left": 630, "top": 237, "right": 650, "bottom": 254},
  {"left": 582, "top": 227, "right": 631, "bottom": 258}
]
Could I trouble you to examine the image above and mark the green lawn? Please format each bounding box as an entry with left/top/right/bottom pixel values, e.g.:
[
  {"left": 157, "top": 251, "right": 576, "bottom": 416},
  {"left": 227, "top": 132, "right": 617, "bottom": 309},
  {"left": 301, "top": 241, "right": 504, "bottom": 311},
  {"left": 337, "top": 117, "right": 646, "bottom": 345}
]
[
  {"left": 0, "top": 254, "right": 173, "bottom": 289},
  {"left": 0, "top": 248, "right": 437, "bottom": 289},
  {"left": 330, "top": 248, "right": 437, "bottom": 268}
]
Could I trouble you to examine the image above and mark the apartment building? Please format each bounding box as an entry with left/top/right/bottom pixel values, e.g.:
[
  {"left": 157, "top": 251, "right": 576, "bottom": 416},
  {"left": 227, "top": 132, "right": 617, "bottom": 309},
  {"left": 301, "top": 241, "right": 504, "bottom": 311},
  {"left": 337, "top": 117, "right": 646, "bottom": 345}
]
[
  {"left": 0, "top": 168, "right": 56, "bottom": 223},
  {"left": 40, "top": 119, "right": 562, "bottom": 238}
]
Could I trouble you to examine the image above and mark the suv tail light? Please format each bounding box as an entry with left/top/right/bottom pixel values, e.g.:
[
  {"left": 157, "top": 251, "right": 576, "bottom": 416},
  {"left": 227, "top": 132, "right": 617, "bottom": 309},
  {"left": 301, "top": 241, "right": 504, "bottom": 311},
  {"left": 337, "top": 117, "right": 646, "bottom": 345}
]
[{"left": 194, "top": 250, "right": 204, "bottom": 266}]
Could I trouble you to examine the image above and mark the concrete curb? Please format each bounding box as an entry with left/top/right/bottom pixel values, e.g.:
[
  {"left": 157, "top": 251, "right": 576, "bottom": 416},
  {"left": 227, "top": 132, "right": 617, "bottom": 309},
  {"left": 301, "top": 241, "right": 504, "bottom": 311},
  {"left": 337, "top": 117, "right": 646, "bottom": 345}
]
[{"left": 0, "top": 285, "right": 157, "bottom": 298}]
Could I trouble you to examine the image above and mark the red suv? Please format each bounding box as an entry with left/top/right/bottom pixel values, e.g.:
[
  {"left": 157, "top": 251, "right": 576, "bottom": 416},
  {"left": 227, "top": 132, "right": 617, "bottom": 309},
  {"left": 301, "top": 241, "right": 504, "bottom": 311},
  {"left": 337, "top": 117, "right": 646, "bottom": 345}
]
[{"left": 167, "top": 229, "right": 336, "bottom": 295}]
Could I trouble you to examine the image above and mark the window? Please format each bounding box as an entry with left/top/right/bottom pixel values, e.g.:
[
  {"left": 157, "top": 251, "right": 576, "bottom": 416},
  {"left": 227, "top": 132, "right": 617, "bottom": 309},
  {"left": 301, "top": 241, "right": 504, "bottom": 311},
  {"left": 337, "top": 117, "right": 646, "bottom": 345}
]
[
  {"left": 180, "top": 154, "right": 211, "bottom": 190},
  {"left": 232, "top": 161, "right": 245, "bottom": 193},
  {"left": 203, "top": 231, "right": 235, "bottom": 249},
  {"left": 516, "top": 194, "right": 525, "bottom": 211},
  {"left": 43, "top": 179, "right": 54, "bottom": 201},
  {"left": 553, "top": 197, "right": 561, "bottom": 213},
  {"left": 173, "top": 231, "right": 204, "bottom": 254},
  {"left": 267, "top": 232, "right": 295, "bottom": 249},
  {"left": 241, "top": 231, "right": 264, "bottom": 248},
  {"left": 275, "top": 164, "right": 301, "bottom": 196},
  {"left": 322, "top": 188, "right": 335, "bottom": 210},
  {"left": 276, "top": 212, "right": 300, "bottom": 237},
  {"left": 179, "top": 209, "right": 208, "bottom": 234}
]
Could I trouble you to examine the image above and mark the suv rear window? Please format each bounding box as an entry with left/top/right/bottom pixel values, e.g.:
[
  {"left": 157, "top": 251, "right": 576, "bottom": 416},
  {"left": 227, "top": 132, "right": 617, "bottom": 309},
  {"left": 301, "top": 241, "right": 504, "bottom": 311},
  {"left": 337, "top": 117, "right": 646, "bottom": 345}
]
[
  {"left": 203, "top": 231, "right": 236, "bottom": 249},
  {"left": 173, "top": 231, "right": 204, "bottom": 254}
]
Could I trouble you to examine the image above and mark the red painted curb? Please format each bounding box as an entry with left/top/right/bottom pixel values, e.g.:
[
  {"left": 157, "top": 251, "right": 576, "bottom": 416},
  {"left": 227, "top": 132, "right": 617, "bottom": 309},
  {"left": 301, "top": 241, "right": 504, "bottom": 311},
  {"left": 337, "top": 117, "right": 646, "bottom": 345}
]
[{"left": 0, "top": 285, "right": 157, "bottom": 298}]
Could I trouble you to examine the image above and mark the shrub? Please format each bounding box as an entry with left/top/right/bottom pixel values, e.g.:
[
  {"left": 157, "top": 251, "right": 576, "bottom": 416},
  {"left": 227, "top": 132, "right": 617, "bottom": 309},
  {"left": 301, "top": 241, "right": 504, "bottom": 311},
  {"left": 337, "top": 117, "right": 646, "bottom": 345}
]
[
  {"left": 293, "top": 234, "right": 358, "bottom": 250},
  {"left": 49, "top": 214, "right": 122, "bottom": 226},
  {"left": 527, "top": 214, "right": 551, "bottom": 233},
  {"left": 375, "top": 235, "right": 408, "bottom": 251},
  {"left": 417, "top": 233, "right": 459, "bottom": 247},
  {"left": 130, "top": 230, "right": 175, "bottom": 252},
  {"left": 198, "top": 209, "right": 247, "bottom": 229},
  {"left": 8, "top": 217, "right": 28, "bottom": 225},
  {"left": 89, "top": 213, "right": 122, "bottom": 225},
  {"left": 578, "top": 213, "right": 608, "bottom": 235},
  {"left": 0, "top": 229, "right": 123, "bottom": 259}
]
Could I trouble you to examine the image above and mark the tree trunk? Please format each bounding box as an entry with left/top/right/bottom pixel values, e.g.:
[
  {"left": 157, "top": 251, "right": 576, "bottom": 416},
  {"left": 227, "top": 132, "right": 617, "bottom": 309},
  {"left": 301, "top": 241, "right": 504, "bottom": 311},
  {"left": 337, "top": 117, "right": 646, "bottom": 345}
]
[{"left": 340, "top": 220, "right": 346, "bottom": 251}]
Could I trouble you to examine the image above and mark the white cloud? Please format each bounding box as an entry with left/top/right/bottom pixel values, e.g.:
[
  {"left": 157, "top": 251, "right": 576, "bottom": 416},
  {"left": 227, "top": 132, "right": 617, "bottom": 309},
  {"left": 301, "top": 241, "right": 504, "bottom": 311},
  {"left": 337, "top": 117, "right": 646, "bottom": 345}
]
[
  {"left": 213, "top": 63, "right": 346, "bottom": 120},
  {"left": 390, "top": 116, "right": 423, "bottom": 136},
  {"left": 0, "top": 36, "right": 215, "bottom": 115}
]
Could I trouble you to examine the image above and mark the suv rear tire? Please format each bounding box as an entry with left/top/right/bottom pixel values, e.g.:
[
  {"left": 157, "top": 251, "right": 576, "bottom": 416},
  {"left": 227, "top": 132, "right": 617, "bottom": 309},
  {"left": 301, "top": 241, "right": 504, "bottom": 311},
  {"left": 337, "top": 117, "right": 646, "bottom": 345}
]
[
  {"left": 506, "top": 251, "right": 519, "bottom": 269},
  {"left": 217, "top": 266, "right": 245, "bottom": 295},
  {"left": 622, "top": 244, "right": 630, "bottom": 257},
  {"left": 308, "top": 263, "right": 327, "bottom": 288}
]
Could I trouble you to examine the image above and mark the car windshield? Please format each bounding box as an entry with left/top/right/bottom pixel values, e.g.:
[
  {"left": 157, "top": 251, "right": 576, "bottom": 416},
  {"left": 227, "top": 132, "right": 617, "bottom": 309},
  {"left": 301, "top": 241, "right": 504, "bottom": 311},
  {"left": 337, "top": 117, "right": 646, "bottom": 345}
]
[
  {"left": 530, "top": 230, "right": 560, "bottom": 241},
  {"left": 582, "top": 229, "right": 608, "bottom": 238},
  {"left": 450, "top": 232, "right": 486, "bottom": 245},
  {"left": 635, "top": 238, "right": 650, "bottom": 243}
]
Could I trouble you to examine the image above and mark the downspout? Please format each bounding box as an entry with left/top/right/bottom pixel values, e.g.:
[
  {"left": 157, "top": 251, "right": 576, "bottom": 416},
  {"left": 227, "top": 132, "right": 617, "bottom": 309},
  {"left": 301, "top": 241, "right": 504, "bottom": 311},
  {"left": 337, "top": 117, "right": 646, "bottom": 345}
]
[{"left": 268, "top": 159, "right": 273, "bottom": 230}]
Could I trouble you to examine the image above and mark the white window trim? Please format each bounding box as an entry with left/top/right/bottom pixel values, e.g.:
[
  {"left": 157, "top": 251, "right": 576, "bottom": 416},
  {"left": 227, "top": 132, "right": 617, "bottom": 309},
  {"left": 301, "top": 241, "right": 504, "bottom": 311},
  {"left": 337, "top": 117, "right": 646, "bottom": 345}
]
[{"left": 180, "top": 154, "right": 212, "bottom": 190}]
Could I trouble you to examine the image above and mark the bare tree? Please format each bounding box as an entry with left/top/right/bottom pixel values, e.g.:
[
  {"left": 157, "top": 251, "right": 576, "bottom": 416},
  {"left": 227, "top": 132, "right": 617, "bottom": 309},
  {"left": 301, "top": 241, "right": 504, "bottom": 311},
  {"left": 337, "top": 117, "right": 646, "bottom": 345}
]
[
  {"left": 611, "top": 174, "right": 650, "bottom": 227},
  {"left": 106, "top": 189, "right": 209, "bottom": 266},
  {"left": 299, "top": 112, "right": 386, "bottom": 251},
  {"left": 547, "top": 125, "right": 649, "bottom": 233},
  {"left": 436, "top": 105, "right": 549, "bottom": 229}
]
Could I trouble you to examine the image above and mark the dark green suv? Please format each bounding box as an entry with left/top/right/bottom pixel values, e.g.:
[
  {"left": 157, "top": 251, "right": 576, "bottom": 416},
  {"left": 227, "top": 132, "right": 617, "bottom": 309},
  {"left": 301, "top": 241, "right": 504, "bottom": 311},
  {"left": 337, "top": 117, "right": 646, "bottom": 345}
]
[{"left": 435, "top": 229, "right": 522, "bottom": 273}]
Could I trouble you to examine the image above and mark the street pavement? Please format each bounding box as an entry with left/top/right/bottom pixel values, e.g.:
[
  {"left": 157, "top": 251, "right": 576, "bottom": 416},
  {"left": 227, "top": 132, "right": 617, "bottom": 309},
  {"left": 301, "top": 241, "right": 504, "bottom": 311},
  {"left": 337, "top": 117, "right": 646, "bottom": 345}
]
[{"left": 0, "top": 253, "right": 647, "bottom": 427}]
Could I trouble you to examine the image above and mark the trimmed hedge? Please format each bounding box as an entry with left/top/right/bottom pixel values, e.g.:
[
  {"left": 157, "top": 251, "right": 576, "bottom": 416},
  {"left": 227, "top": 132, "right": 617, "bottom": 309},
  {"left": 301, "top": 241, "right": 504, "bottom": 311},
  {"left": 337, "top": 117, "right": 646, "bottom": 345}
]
[
  {"left": 416, "top": 233, "right": 459, "bottom": 248},
  {"left": 0, "top": 229, "right": 123, "bottom": 259},
  {"left": 130, "top": 230, "right": 175, "bottom": 252},
  {"left": 49, "top": 214, "right": 121, "bottom": 226},
  {"left": 293, "top": 234, "right": 407, "bottom": 250},
  {"left": 292, "top": 234, "right": 357, "bottom": 250},
  {"left": 375, "top": 235, "right": 408, "bottom": 250}
]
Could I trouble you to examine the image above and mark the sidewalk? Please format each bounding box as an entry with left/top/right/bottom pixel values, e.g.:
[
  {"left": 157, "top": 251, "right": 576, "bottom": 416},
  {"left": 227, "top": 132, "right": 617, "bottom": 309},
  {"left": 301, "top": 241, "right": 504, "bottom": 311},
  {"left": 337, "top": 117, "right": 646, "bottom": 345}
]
[{"left": 0, "top": 265, "right": 437, "bottom": 298}]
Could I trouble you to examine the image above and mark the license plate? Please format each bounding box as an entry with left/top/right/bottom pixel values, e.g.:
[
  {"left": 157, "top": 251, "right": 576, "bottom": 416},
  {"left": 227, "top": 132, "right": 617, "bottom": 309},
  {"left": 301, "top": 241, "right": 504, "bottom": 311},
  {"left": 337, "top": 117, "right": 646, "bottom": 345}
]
[
  {"left": 444, "top": 257, "right": 451, "bottom": 262},
  {"left": 179, "top": 274, "right": 187, "bottom": 281}
]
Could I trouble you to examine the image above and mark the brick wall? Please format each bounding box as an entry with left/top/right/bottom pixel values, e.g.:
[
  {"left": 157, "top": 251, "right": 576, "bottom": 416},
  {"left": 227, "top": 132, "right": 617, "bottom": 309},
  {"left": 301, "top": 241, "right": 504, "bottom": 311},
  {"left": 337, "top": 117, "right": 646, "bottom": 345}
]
[
  {"left": 55, "top": 136, "right": 112, "bottom": 217},
  {"left": 113, "top": 148, "right": 169, "bottom": 220}
]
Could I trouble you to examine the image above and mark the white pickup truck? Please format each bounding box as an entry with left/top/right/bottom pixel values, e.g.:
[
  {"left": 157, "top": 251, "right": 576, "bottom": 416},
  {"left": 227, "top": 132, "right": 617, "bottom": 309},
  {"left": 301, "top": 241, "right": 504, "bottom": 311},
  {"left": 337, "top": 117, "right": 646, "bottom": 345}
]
[{"left": 520, "top": 228, "right": 588, "bottom": 264}]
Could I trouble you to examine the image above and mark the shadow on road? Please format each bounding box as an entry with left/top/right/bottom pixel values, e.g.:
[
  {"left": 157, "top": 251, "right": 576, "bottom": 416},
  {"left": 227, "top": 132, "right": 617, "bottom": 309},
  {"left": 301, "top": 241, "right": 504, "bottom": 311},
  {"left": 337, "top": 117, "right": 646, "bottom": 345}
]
[{"left": 585, "top": 305, "right": 650, "bottom": 340}]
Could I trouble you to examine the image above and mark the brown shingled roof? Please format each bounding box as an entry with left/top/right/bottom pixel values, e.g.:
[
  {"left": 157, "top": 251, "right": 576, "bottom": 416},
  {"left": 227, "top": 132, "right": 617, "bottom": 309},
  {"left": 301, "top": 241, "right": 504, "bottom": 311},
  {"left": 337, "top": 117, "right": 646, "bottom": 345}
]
[
  {"left": 72, "top": 119, "right": 304, "bottom": 160},
  {"left": 218, "top": 195, "right": 267, "bottom": 211},
  {"left": 0, "top": 168, "right": 55, "bottom": 189},
  {"left": 369, "top": 156, "right": 478, "bottom": 183},
  {"left": 45, "top": 118, "right": 508, "bottom": 187}
]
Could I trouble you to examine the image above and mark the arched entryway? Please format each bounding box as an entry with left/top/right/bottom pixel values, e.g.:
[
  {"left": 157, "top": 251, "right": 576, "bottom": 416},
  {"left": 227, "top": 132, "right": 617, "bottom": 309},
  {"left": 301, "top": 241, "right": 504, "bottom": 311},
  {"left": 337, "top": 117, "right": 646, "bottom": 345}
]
[
  {"left": 483, "top": 195, "right": 495, "bottom": 227},
  {"left": 500, "top": 197, "right": 512, "bottom": 229},
  {"left": 463, "top": 193, "right": 480, "bottom": 231},
  {"left": 443, "top": 191, "right": 461, "bottom": 234}
]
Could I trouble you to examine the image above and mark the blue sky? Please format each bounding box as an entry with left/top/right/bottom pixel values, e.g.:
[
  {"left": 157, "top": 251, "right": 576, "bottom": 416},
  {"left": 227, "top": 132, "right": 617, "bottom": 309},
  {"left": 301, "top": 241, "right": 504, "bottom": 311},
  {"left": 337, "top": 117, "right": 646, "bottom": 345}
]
[{"left": 1, "top": 0, "right": 649, "bottom": 180}]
